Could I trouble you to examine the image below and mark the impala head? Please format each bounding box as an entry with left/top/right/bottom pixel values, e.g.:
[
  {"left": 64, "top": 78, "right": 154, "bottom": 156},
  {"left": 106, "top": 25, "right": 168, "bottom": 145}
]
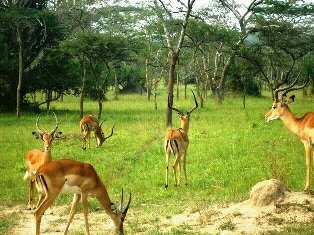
[
  {"left": 168, "top": 90, "right": 198, "bottom": 125},
  {"left": 32, "top": 112, "right": 62, "bottom": 151},
  {"left": 265, "top": 72, "right": 310, "bottom": 122},
  {"left": 97, "top": 122, "right": 115, "bottom": 147},
  {"left": 111, "top": 189, "right": 131, "bottom": 234}
]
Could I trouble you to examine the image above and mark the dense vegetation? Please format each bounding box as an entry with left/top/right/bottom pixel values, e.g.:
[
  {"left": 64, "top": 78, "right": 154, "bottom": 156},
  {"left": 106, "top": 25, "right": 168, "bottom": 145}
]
[
  {"left": 0, "top": 89, "right": 313, "bottom": 233},
  {"left": 0, "top": 0, "right": 313, "bottom": 233},
  {"left": 1, "top": 0, "right": 313, "bottom": 118}
]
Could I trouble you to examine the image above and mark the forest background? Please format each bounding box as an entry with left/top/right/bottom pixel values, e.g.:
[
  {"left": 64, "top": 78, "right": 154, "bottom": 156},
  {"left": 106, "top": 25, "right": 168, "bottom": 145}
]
[{"left": 1, "top": 0, "right": 314, "bottom": 234}]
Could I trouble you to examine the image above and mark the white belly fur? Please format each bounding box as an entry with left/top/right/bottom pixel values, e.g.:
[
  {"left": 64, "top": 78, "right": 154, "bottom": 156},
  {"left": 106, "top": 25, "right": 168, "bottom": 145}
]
[{"left": 61, "top": 183, "right": 81, "bottom": 194}]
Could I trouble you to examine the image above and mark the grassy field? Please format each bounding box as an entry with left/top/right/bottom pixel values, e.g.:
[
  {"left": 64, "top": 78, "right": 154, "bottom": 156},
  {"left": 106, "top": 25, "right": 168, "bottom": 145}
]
[{"left": 0, "top": 88, "right": 313, "bottom": 234}]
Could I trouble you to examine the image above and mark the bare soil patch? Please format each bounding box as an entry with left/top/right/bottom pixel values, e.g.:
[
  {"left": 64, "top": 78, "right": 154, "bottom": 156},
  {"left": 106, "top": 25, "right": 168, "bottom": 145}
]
[{"left": 3, "top": 179, "right": 314, "bottom": 234}]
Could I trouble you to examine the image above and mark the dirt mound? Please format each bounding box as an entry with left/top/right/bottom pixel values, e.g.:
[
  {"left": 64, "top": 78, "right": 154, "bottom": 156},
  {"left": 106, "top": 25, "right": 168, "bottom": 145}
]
[
  {"left": 4, "top": 179, "right": 314, "bottom": 234},
  {"left": 158, "top": 179, "right": 314, "bottom": 234},
  {"left": 250, "top": 179, "right": 289, "bottom": 206}
]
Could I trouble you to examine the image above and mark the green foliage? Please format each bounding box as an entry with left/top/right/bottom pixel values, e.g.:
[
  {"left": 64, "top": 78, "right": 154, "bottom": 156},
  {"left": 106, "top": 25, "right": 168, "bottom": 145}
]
[
  {"left": 0, "top": 90, "right": 313, "bottom": 233},
  {"left": 0, "top": 212, "right": 19, "bottom": 234},
  {"left": 0, "top": 4, "right": 64, "bottom": 111}
]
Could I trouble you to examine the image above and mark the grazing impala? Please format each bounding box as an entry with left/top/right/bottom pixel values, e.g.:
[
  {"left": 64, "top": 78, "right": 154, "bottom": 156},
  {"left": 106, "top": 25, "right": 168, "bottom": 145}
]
[
  {"left": 80, "top": 115, "right": 115, "bottom": 150},
  {"left": 23, "top": 112, "right": 61, "bottom": 210},
  {"left": 265, "top": 73, "right": 313, "bottom": 190},
  {"left": 34, "top": 159, "right": 131, "bottom": 235},
  {"left": 164, "top": 91, "right": 198, "bottom": 189}
]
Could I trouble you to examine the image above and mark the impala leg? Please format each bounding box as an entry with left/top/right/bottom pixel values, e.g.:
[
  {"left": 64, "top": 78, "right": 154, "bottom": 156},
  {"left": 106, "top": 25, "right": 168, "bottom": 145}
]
[
  {"left": 82, "top": 194, "right": 90, "bottom": 235},
  {"left": 165, "top": 150, "right": 170, "bottom": 189},
  {"left": 173, "top": 155, "right": 180, "bottom": 187},
  {"left": 64, "top": 193, "right": 81, "bottom": 235},
  {"left": 178, "top": 157, "right": 182, "bottom": 186},
  {"left": 94, "top": 132, "right": 98, "bottom": 148},
  {"left": 304, "top": 141, "right": 312, "bottom": 191},
  {"left": 183, "top": 152, "right": 188, "bottom": 186},
  {"left": 34, "top": 193, "right": 58, "bottom": 235},
  {"left": 28, "top": 179, "right": 35, "bottom": 210},
  {"left": 82, "top": 136, "right": 87, "bottom": 150}
]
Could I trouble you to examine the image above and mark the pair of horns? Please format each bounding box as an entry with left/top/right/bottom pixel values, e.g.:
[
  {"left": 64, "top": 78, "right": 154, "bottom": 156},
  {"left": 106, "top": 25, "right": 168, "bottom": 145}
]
[
  {"left": 36, "top": 112, "right": 59, "bottom": 134},
  {"left": 119, "top": 188, "right": 131, "bottom": 215},
  {"left": 168, "top": 90, "right": 198, "bottom": 115},
  {"left": 274, "top": 71, "right": 310, "bottom": 101}
]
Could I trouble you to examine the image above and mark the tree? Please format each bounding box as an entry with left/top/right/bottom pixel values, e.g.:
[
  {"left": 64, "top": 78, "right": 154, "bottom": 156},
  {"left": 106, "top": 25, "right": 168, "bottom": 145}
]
[
  {"left": 239, "top": 0, "right": 314, "bottom": 97},
  {"left": 63, "top": 32, "right": 136, "bottom": 119},
  {"left": 0, "top": 0, "right": 63, "bottom": 115},
  {"left": 153, "top": 0, "right": 196, "bottom": 126}
]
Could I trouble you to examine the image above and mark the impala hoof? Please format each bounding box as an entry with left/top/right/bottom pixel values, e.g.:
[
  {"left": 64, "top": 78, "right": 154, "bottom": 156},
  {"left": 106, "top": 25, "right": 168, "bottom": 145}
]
[
  {"left": 164, "top": 184, "right": 168, "bottom": 190},
  {"left": 82, "top": 147, "right": 86, "bottom": 150}
]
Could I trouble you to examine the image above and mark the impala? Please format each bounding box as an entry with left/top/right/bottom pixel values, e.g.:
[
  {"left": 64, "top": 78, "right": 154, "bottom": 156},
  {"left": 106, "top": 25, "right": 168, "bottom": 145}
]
[
  {"left": 80, "top": 115, "right": 115, "bottom": 150},
  {"left": 23, "top": 112, "right": 61, "bottom": 210},
  {"left": 34, "top": 159, "right": 131, "bottom": 235},
  {"left": 265, "top": 73, "right": 313, "bottom": 191},
  {"left": 164, "top": 91, "right": 198, "bottom": 189}
]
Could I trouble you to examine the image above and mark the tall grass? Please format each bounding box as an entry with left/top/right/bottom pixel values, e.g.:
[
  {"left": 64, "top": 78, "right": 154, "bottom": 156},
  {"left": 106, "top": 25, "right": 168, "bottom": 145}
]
[{"left": 0, "top": 89, "right": 312, "bottom": 233}]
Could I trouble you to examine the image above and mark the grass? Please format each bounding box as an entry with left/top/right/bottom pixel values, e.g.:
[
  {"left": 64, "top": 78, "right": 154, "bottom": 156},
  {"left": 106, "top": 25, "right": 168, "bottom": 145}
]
[{"left": 0, "top": 88, "right": 313, "bottom": 234}]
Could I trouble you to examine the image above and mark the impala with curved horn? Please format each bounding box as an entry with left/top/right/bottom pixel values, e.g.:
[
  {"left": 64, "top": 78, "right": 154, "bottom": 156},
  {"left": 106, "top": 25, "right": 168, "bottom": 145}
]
[
  {"left": 34, "top": 159, "right": 131, "bottom": 235},
  {"left": 23, "top": 112, "right": 62, "bottom": 210},
  {"left": 265, "top": 72, "right": 313, "bottom": 191},
  {"left": 80, "top": 115, "right": 115, "bottom": 150},
  {"left": 164, "top": 91, "right": 198, "bottom": 189}
]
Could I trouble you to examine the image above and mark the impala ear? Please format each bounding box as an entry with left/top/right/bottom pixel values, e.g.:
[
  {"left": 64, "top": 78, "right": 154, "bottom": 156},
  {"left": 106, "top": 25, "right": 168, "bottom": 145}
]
[
  {"left": 289, "top": 95, "right": 295, "bottom": 103},
  {"left": 32, "top": 131, "right": 43, "bottom": 139},
  {"left": 281, "top": 94, "right": 295, "bottom": 104},
  {"left": 53, "top": 131, "right": 62, "bottom": 139}
]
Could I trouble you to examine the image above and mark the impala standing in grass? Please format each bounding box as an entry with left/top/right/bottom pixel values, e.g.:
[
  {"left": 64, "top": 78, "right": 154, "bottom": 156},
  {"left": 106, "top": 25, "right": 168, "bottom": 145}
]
[
  {"left": 265, "top": 73, "right": 313, "bottom": 191},
  {"left": 23, "top": 112, "right": 61, "bottom": 210},
  {"left": 164, "top": 91, "right": 198, "bottom": 189},
  {"left": 80, "top": 115, "right": 115, "bottom": 150},
  {"left": 34, "top": 159, "right": 131, "bottom": 235}
]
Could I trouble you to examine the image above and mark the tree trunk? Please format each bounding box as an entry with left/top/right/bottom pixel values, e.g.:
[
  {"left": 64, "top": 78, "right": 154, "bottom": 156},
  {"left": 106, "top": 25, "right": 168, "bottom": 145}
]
[
  {"left": 98, "top": 99, "right": 103, "bottom": 120},
  {"left": 166, "top": 52, "right": 178, "bottom": 126},
  {"left": 46, "top": 89, "right": 52, "bottom": 111},
  {"left": 145, "top": 57, "right": 151, "bottom": 101},
  {"left": 16, "top": 25, "right": 23, "bottom": 118},
  {"left": 114, "top": 68, "right": 119, "bottom": 100},
  {"left": 176, "top": 68, "right": 179, "bottom": 100},
  {"left": 80, "top": 67, "right": 86, "bottom": 119},
  {"left": 98, "top": 91, "right": 103, "bottom": 120}
]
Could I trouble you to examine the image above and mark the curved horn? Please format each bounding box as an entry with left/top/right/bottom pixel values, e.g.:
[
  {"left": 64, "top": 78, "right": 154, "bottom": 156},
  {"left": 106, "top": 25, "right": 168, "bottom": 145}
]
[
  {"left": 36, "top": 115, "right": 45, "bottom": 134},
  {"left": 282, "top": 71, "right": 310, "bottom": 97},
  {"left": 122, "top": 191, "right": 131, "bottom": 215},
  {"left": 50, "top": 112, "right": 59, "bottom": 134},
  {"left": 119, "top": 188, "right": 124, "bottom": 211},
  {"left": 188, "top": 90, "right": 198, "bottom": 114},
  {"left": 274, "top": 71, "right": 300, "bottom": 101},
  {"left": 100, "top": 120, "right": 105, "bottom": 128},
  {"left": 168, "top": 93, "right": 184, "bottom": 115},
  {"left": 104, "top": 124, "right": 115, "bottom": 140}
]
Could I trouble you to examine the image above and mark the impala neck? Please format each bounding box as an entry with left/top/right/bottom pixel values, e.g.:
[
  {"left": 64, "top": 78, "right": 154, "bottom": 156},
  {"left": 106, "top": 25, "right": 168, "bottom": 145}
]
[
  {"left": 280, "top": 107, "right": 300, "bottom": 137},
  {"left": 95, "top": 183, "right": 116, "bottom": 217},
  {"left": 181, "top": 119, "right": 189, "bottom": 133}
]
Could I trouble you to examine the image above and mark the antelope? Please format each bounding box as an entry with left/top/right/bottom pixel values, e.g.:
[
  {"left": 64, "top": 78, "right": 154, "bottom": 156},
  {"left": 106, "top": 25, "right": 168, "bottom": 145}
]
[
  {"left": 165, "top": 91, "right": 198, "bottom": 189},
  {"left": 80, "top": 115, "right": 115, "bottom": 150},
  {"left": 23, "top": 112, "right": 61, "bottom": 210},
  {"left": 265, "top": 73, "right": 313, "bottom": 191},
  {"left": 34, "top": 159, "right": 131, "bottom": 235}
]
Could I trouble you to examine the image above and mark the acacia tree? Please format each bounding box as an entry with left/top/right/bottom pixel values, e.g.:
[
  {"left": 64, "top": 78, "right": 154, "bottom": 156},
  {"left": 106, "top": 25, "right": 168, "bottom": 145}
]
[
  {"left": 0, "top": 0, "right": 61, "bottom": 117},
  {"left": 153, "top": 0, "right": 196, "bottom": 126},
  {"left": 239, "top": 0, "right": 314, "bottom": 97},
  {"left": 0, "top": 0, "right": 53, "bottom": 116},
  {"left": 63, "top": 32, "right": 135, "bottom": 119},
  {"left": 207, "top": 0, "right": 264, "bottom": 103}
]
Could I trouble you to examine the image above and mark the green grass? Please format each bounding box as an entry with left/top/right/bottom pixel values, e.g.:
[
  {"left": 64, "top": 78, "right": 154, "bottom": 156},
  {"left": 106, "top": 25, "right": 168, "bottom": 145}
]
[{"left": 0, "top": 89, "right": 313, "bottom": 234}]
